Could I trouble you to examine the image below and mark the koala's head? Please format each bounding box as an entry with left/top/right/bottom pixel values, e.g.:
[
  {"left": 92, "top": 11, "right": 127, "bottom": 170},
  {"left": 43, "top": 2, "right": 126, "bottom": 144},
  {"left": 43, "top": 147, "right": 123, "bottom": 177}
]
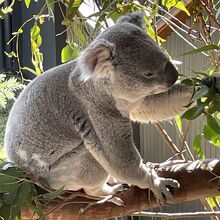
[{"left": 78, "top": 11, "right": 178, "bottom": 102}]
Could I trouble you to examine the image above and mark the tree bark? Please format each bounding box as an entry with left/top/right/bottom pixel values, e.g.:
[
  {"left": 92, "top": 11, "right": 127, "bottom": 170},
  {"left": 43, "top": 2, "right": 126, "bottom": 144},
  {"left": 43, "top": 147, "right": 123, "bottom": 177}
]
[{"left": 22, "top": 159, "right": 220, "bottom": 220}]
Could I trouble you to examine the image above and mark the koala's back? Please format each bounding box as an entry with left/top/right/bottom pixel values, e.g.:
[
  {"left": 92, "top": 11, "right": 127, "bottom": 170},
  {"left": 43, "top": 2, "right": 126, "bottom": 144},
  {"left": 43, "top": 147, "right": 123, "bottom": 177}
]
[{"left": 5, "top": 60, "right": 84, "bottom": 175}]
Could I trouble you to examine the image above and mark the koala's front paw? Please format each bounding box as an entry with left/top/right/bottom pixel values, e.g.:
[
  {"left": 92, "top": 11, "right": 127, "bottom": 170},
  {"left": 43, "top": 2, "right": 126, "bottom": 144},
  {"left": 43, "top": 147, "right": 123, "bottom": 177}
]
[
  {"left": 149, "top": 169, "right": 180, "bottom": 204},
  {"left": 201, "top": 75, "right": 220, "bottom": 92}
]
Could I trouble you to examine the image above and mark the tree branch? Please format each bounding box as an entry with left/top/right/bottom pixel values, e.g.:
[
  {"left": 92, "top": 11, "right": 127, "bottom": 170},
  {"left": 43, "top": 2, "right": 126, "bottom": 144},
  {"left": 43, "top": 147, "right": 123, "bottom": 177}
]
[{"left": 21, "top": 159, "right": 220, "bottom": 220}]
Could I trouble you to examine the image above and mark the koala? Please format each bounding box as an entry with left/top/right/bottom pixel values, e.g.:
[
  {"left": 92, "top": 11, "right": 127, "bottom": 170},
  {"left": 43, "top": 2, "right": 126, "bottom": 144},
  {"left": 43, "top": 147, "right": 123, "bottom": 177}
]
[{"left": 5, "top": 12, "right": 193, "bottom": 203}]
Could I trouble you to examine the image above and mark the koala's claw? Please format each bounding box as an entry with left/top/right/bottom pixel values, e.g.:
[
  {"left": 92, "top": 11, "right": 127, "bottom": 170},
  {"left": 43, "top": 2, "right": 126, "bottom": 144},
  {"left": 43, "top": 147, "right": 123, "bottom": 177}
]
[
  {"left": 150, "top": 169, "right": 180, "bottom": 204},
  {"left": 109, "top": 197, "right": 124, "bottom": 206}
]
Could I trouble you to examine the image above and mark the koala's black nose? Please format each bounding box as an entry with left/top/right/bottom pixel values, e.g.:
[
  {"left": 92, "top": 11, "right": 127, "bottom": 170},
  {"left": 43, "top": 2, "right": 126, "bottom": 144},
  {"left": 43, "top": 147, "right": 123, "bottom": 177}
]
[{"left": 164, "top": 61, "right": 179, "bottom": 86}]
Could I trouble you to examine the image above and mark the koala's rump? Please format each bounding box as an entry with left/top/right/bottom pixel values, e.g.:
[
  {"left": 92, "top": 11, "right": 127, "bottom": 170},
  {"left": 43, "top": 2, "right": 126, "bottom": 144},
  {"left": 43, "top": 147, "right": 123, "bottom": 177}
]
[{"left": 5, "top": 61, "right": 86, "bottom": 176}]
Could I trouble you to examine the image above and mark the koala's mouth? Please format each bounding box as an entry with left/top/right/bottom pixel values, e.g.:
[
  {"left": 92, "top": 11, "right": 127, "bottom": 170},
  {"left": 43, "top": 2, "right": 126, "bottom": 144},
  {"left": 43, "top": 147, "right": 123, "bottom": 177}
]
[{"left": 151, "top": 85, "right": 171, "bottom": 95}]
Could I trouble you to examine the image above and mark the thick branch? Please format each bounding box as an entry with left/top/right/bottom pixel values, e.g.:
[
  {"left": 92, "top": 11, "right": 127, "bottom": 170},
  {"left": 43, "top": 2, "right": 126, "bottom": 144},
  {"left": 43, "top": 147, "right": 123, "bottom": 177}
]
[{"left": 22, "top": 159, "right": 220, "bottom": 220}]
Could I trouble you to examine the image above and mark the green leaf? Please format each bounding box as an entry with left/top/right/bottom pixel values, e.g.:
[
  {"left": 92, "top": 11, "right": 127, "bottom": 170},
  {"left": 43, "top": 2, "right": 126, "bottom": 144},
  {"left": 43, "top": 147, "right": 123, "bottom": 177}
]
[
  {"left": 0, "top": 204, "right": 11, "bottom": 220},
  {"left": 175, "top": 1, "right": 190, "bottom": 16},
  {"left": 175, "top": 115, "right": 182, "bottom": 133},
  {"left": 0, "top": 173, "right": 17, "bottom": 184},
  {"left": 39, "top": 187, "right": 63, "bottom": 201},
  {"left": 182, "top": 104, "right": 205, "bottom": 120},
  {"left": 26, "top": 185, "right": 46, "bottom": 220},
  {"left": 192, "top": 85, "right": 209, "bottom": 102},
  {"left": 203, "top": 124, "right": 215, "bottom": 140},
  {"left": 193, "top": 134, "right": 205, "bottom": 159},
  {"left": 0, "top": 181, "right": 18, "bottom": 193},
  {"left": 0, "top": 165, "right": 25, "bottom": 193},
  {"left": 181, "top": 78, "right": 193, "bottom": 86},
  {"left": 4, "top": 51, "right": 17, "bottom": 58},
  {"left": 46, "top": 0, "right": 55, "bottom": 20},
  {"left": 30, "top": 25, "right": 40, "bottom": 40},
  {"left": 21, "top": 67, "right": 36, "bottom": 75},
  {"left": 1, "top": 188, "right": 18, "bottom": 205},
  {"left": 24, "top": 0, "right": 31, "bottom": 8},
  {"left": 192, "top": 71, "right": 208, "bottom": 78},
  {"left": 0, "top": 9, "right": 7, "bottom": 19},
  {"left": 61, "top": 44, "right": 80, "bottom": 63},
  {"left": 203, "top": 125, "right": 220, "bottom": 147},
  {"left": 67, "top": 0, "right": 83, "bottom": 16},
  {"left": 213, "top": 94, "right": 220, "bottom": 111},
  {"left": 9, "top": 182, "right": 31, "bottom": 220},
  {"left": 162, "top": 0, "right": 190, "bottom": 15},
  {"left": 0, "top": 164, "right": 25, "bottom": 178},
  {"left": 0, "top": 148, "right": 7, "bottom": 161},
  {"left": 207, "top": 197, "right": 216, "bottom": 208},
  {"left": 207, "top": 115, "right": 220, "bottom": 134},
  {"left": 108, "top": 11, "right": 121, "bottom": 22},
  {"left": 181, "top": 44, "right": 220, "bottom": 56},
  {"left": 73, "top": 24, "right": 86, "bottom": 46}
]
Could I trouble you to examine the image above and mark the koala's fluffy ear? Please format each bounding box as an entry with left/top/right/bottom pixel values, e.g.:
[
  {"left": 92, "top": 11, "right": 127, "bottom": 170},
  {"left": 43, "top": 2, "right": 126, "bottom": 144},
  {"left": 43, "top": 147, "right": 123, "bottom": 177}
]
[
  {"left": 78, "top": 39, "right": 115, "bottom": 81},
  {"left": 116, "top": 11, "right": 146, "bottom": 30}
]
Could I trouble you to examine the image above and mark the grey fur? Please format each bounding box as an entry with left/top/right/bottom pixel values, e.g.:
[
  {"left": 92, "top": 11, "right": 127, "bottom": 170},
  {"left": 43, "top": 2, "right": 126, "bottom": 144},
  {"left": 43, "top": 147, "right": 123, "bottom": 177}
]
[
  {"left": 5, "top": 12, "right": 192, "bottom": 203},
  {"left": 117, "top": 11, "right": 146, "bottom": 30}
]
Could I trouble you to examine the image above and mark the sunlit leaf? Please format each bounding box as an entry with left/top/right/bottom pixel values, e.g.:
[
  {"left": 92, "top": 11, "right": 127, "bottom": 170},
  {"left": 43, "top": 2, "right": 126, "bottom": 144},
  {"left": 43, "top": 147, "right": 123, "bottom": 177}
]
[
  {"left": 108, "top": 11, "right": 120, "bottom": 22},
  {"left": 30, "top": 25, "right": 40, "bottom": 40},
  {"left": 67, "top": 0, "right": 83, "bottom": 16},
  {"left": 203, "top": 124, "right": 215, "bottom": 140},
  {"left": 162, "top": 0, "right": 190, "bottom": 15},
  {"left": 61, "top": 44, "right": 80, "bottom": 63},
  {"left": 30, "top": 24, "right": 44, "bottom": 74},
  {"left": 207, "top": 197, "right": 216, "bottom": 208},
  {"left": 193, "top": 134, "right": 205, "bottom": 159},
  {"left": 203, "top": 125, "right": 220, "bottom": 147},
  {"left": 4, "top": 51, "right": 17, "bottom": 58},
  {"left": 181, "top": 45, "right": 220, "bottom": 56},
  {"left": 193, "top": 71, "right": 208, "bottom": 78},
  {"left": 174, "top": 1, "right": 190, "bottom": 16},
  {"left": 207, "top": 115, "right": 220, "bottom": 134},
  {"left": 175, "top": 115, "right": 182, "bottom": 133},
  {"left": 24, "top": 0, "right": 31, "bottom": 8},
  {"left": 1, "top": 5, "right": 13, "bottom": 18},
  {"left": 21, "top": 67, "right": 36, "bottom": 75},
  {"left": 0, "top": 9, "right": 7, "bottom": 19}
]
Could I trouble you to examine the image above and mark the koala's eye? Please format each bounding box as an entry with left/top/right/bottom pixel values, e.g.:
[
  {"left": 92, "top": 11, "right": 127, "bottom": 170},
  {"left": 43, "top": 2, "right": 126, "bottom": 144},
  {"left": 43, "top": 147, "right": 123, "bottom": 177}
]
[{"left": 142, "top": 72, "right": 153, "bottom": 78}]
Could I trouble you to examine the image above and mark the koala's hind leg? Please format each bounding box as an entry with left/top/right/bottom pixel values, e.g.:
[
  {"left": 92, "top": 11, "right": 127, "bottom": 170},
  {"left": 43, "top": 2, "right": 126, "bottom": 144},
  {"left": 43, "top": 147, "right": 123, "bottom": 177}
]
[
  {"left": 84, "top": 183, "right": 125, "bottom": 205},
  {"left": 84, "top": 182, "right": 124, "bottom": 197},
  {"left": 46, "top": 147, "right": 125, "bottom": 200}
]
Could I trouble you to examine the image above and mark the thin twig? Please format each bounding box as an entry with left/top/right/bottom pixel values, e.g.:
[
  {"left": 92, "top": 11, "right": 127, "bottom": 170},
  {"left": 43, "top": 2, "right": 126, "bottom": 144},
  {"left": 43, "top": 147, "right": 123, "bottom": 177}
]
[
  {"left": 160, "top": 17, "right": 209, "bottom": 57},
  {"left": 200, "top": 0, "right": 220, "bottom": 29},
  {"left": 154, "top": 122, "right": 185, "bottom": 159},
  {"left": 132, "top": 211, "right": 220, "bottom": 219},
  {"left": 179, "top": 120, "right": 194, "bottom": 160}
]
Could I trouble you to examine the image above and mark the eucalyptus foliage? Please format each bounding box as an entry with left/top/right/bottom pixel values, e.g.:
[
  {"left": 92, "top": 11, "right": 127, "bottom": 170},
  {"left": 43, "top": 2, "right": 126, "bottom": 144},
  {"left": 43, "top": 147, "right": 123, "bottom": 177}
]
[{"left": 0, "top": 163, "right": 63, "bottom": 220}]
